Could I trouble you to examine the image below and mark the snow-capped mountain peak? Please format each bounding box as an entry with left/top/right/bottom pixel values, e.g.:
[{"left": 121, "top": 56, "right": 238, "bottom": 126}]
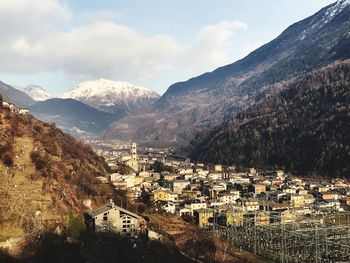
[
  {"left": 22, "top": 85, "right": 54, "bottom": 101},
  {"left": 63, "top": 79, "right": 158, "bottom": 99},
  {"left": 61, "top": 79, "right": 160, "bottom": 113}
]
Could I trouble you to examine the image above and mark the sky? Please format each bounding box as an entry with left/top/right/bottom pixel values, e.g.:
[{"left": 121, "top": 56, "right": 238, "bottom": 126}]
[{"left": 0, "top": 0, "right": 335, "bottom": 95}]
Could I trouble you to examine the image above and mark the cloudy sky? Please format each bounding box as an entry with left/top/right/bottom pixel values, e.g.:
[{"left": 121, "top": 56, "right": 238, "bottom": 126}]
[{"left": 0, "top": 0, "right": 335, "bottom": 95}]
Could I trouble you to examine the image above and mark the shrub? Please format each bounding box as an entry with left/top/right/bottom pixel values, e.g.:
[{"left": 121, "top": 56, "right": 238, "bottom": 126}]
[
  {"left": 30, "top": 151, "right": 49, "bottom": 170},
  {"left": 3, "top": 154, "right": 13, "bottom": 167},
  {"left": 66, "top": 214, "right": 85, "bottom": 240}
]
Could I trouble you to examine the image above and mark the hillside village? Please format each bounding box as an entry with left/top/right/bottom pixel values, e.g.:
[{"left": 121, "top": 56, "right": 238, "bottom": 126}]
[
  {"left": 86, "top": 141, "right": 350, "bottom": 261},
  {"left": 95, "top": 141, "right": 350, "bottom": 230}
]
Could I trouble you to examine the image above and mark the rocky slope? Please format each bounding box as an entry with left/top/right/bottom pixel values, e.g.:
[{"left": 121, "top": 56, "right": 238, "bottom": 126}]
[
  {"left": 62, "top": 79, "right": 160, "bottom": 118},
  {"left": 190, "top": 61, "right": 350, "bottom": 178},
  {"left": 104, "top": 0, "right": 350, "bottom": 146}
]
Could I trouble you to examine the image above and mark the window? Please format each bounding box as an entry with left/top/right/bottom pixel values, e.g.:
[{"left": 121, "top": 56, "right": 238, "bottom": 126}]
[{"left": 103, "top": 213, "right": 108, "bottom": 221}]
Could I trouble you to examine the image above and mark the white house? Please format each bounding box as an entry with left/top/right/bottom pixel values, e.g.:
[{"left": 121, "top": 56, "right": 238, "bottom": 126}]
[
  {"left": 85, "top": 200, "right": 146, "bottom": 235},
  {"left": 18, "top": 109, "right": 29, "bottom": 115}
]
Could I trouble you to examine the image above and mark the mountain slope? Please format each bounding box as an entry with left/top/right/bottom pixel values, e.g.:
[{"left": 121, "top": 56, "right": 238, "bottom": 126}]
[
  {"left": 62, "top": 79, "right": 160, "bottom": 118},
  {"left": 0, "top": 81, "right": 35, "bottom": 107},
  {"left": 29, "top": 98, "right": 114, "bottom": 134},
  {"left": 22, "top": 85, "right": 54, "bottom": 101},
  {"left": 190, "top": 61, "right": 350, "bottom": 177},
  {"left": 0, "top": 101, "right": 113, "bottom": 246},
  {"left": 104, "top": 0, "right": 350, "bottom": 146}
]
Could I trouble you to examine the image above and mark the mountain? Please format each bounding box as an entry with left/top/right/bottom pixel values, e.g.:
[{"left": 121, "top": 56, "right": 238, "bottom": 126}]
[
  {"left": 62, "top": 79, "right": 160, "bottom": 118},
  {"left": 29, "top": 98, "right": 115, "bottom": 135},
  {"left": 0, "top": 81, "right": 35, "bottom": 107},
  {"left": 190, "top": 61, "right": 350, "bottom": 178},
  {"left": 22, "top": 85, "right": 54, "bottom": 101},
  {"left": 104, "top": 0, "right": 350, "bottom": 146}
]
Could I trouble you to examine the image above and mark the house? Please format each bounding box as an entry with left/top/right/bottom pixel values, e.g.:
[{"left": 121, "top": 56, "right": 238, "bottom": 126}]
[
  {"left": 150, "top": 189, "right": 178, "bottom": 202},
  {"left": 217, "top": 191, "right": 240, "bottom": 204},
  {"left": 153, "top": 200, "right": 176, "bottom": 214},
  {"left": 179, "top": 168, "right": 193, "bottom": 175},
  {"left": 255, "top": 212, "right": 270, "bottom": 225},
  {"left": 185, "top": 200, "right": 207, "bottom": 215},
  {"left": 18, "top": 108, "right": 29, "bottom": 115},
  {"left": 179, "top": 207, "right": 191, "bottom": 217},
  {"left": 194, "top": 208, "right": 215, "bottom": 228},
  {"left": 164, "top": 173, "right": 177, "bottom": 181},
  {"left": 225, "top": 207, "right": 244, "bottom": 227},
  {"left": 134, "top": 176, "right": 144, "bottom": 186},
  {"left": 170, "top": 180, "right": 190, "bottom": 194},
  {"left": 84, "top": 200, "right": 146, "bottom": 235},
  {"left": 236, "top": 198, "right": 260, "bottom": 212},
  {"left": 96, "top": 176, "right": 108, "bottom": 184},
  {"left": 112, "top": 174, "right": 136, "bottom": 189},
  {"left": 2, "top": 101, "right": 10, "bottom": 108},
  {"left": 214, "top": 165, "right": 223, "bottom": 172},
  {"left": 253, "top": 184, "right": 266, "bottom": 195},
  {"left": 288, "top": 194, "right": 315, "bottom": 208},
  {"left": 322, "top": 192, "right": 339, "bottom": 200},
  {"left": 208, "top": 173, "right": 222, "bottom": 181}
]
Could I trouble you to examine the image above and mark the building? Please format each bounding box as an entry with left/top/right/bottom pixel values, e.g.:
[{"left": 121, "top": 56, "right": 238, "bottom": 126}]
[
  {"left": 214, "top": 165, "right": 223, "bottom": 172},
  {"left": 130, "top": 142, "right": 137, "bottom": 160},
  {"left": 18, "top": 108, "right": 29, "bottom": 115},
  {"left": 150, "top": 189, "right": 171, "bottom": 202},
  {"left": 194, "top": 208, "right": 215, "bottom": 228},
  {"left": 171, "top": 180, "right": 190, "bottom": 194},
  {"left": 217, "top": 191, "right": 240, "bottom": 204},
  {"left": 153, "top": 200, "right": 176, "bottom": 214},
  {"left": 253, "top": 184, "right": 266, "bottom": 195},
  {"left": 185, "top": 200, "right": 207, "bottom": 215},
  {"left": 226, "top": 207, "right": 244, "bottom": 227},
  {"left": 236, "top": 198, "right": 260, "bottom": 212},
  {"left": 134, "top": 176, "right": 144, "bottom": 186},
  {"left": 84, "top": 200, "right": 146, "bottom": 235}
]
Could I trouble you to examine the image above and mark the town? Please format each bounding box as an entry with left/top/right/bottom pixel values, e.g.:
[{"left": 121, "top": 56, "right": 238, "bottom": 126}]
[{"left": 86, "top": 141, "right": 350, "bottom": 262}]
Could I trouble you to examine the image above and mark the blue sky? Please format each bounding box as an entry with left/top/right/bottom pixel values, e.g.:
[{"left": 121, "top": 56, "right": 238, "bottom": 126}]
[{"left": 0, "top": 0, "right": 335, "bottom": 95}]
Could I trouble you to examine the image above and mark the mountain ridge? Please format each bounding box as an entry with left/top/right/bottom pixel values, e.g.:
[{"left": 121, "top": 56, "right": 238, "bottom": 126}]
[{"left": 104, "top": 0, "right": 350, "bottom": 146}]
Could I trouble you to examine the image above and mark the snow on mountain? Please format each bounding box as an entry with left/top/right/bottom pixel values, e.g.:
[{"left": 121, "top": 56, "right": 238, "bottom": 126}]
[
  {"left": 22, "top": 85, "right": 54, "bottom": 101},
  {"left": 321, "top": 0, "right": 350, "bottom": 24},
  {"left": 61, "top": 79, "right": 160, "bottom": 113}
]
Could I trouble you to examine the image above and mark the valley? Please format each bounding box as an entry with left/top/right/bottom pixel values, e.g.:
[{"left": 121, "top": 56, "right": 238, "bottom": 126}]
[{"left": 0, "top": 0, "right": 349, "bottom": 262}]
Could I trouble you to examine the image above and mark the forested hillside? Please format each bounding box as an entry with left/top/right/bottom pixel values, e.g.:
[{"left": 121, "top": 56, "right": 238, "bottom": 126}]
[{"left": 191, "top": 61, "right": 350, "bottom": 178}]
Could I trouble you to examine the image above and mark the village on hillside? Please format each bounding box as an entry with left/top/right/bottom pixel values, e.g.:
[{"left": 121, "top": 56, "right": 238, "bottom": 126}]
[{"left": 85, "top": 140, "right": 350, "bottom": 262}]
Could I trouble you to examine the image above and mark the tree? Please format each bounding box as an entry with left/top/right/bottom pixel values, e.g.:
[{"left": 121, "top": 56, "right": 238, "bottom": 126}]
[{"left": 151, "top": 160, "right": 175, "bottom": 173}]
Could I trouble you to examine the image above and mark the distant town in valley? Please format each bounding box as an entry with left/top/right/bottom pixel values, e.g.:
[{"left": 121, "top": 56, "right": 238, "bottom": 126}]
[{"left": 0, "top": 0, "right": 350, "bottom": 262}]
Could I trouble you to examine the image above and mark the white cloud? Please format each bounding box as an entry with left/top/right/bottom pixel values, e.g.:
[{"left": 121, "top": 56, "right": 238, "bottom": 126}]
[
  {"left": 180, "top": 20, "right": 248, "bottom": 75},
  {"left": 0, "top": 0, "right": 181, "bottom": 82},
  {"left": 77, "top": 10, "right": 124, "bottom": 23},
  {"left": 0, "top": 0, "right": 253, "bottom": 93}
]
